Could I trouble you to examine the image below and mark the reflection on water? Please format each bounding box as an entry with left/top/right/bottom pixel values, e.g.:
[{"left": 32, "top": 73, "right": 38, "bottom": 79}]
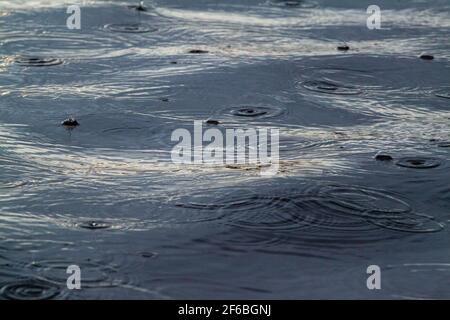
[{"left": 0, "top": 0, "right": 449, "bottom": 299}]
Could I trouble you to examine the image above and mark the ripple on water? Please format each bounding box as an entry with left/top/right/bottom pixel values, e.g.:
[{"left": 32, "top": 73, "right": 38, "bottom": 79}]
[
  {"left": 300, "top": 80, "right": 362, "bottom": 96},
  {"left": 49, "top": 214, "right": 144, "bottom": 232},
  {"left": 395, "top": 157, "right": 441, "bottom": 169},
  {"left": 104, "top": 23, "right": 158, "bottom": 33},
  {"left": 12, "top": 56, "right": 63, "bottom": 67},
  {"left": 0, "top": 278, "right": 62, "bottom": 300},
  {"left": 27, "top": 259, "right": 123, "bottom": 289},
  {"left": 174, "top": 183, "right": 443, "bottom": 247},
  {"left": 294, "top": 56, "right": 450, "bottom": 104},
  {"left": 226, "top": 105, "right": 285, "bottom": 119}
]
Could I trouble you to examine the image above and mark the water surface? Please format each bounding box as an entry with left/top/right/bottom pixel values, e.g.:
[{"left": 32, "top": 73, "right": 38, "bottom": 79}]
[{"left": 0, "top": 0, "right": 449, "bottom": 299}]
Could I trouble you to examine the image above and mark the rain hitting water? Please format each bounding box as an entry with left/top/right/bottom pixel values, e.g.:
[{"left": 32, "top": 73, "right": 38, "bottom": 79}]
[{"left": 0, "top": 0, "right": 449, "bottom": 299}]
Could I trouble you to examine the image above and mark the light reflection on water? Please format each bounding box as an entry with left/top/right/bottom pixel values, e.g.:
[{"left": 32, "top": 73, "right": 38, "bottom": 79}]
[{"left": 0, "top": 0, "right": 449, "bottom": 299}]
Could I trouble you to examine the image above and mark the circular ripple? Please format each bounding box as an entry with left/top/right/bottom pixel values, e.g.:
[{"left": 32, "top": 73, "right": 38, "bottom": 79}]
[
  {"left": 104, "top": 23, "right": 157, "bottom": 33},
  {"left": 174, "top": 183, "right": 441, "bottom": 236},
  {"left": 300, "top": 80, "right": 361, "bottom": 95},
  {"left": 0, "top": 279, "right": 61, "bottom": 300},
  {"left": 13, "top": 56, "right": 63, "bottom": 67},
  {"left": 27, "top": 259, "right": 121, "bottom": 288},
  {"left": 227, "top": 105, "right": 284, "bottom": 119},
  {"left": 395, "top": 157, "right": 441, "bottom": 169}
]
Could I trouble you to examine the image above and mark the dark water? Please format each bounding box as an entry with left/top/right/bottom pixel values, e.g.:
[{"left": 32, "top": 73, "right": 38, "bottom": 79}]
[{"left": 0, "top": 0, "right": 449, "bottom": 299}]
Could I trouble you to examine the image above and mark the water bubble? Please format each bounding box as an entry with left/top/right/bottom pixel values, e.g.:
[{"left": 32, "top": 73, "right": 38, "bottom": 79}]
[
  {"left": 337, "top": 45, "right": 350, "bottom": 51},
  {"left": 375, "top": 153, "right": 393, "bottom": 162},
  {"left": 419, "top": 53, "right": 434, "bottom": 60},
  {"left": 205, "top": 119, "right": 220, "bottom": 125}
]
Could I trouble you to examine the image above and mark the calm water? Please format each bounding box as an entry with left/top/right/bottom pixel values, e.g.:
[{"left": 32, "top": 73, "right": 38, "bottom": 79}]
[{"left": 0, "top": 0, "right": 449, "bottom": 299}]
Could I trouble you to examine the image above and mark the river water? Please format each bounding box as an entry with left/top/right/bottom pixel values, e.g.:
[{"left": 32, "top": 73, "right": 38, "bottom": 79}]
[{"left": 0, "top": 0, "right": 449, "bottom": 299}]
